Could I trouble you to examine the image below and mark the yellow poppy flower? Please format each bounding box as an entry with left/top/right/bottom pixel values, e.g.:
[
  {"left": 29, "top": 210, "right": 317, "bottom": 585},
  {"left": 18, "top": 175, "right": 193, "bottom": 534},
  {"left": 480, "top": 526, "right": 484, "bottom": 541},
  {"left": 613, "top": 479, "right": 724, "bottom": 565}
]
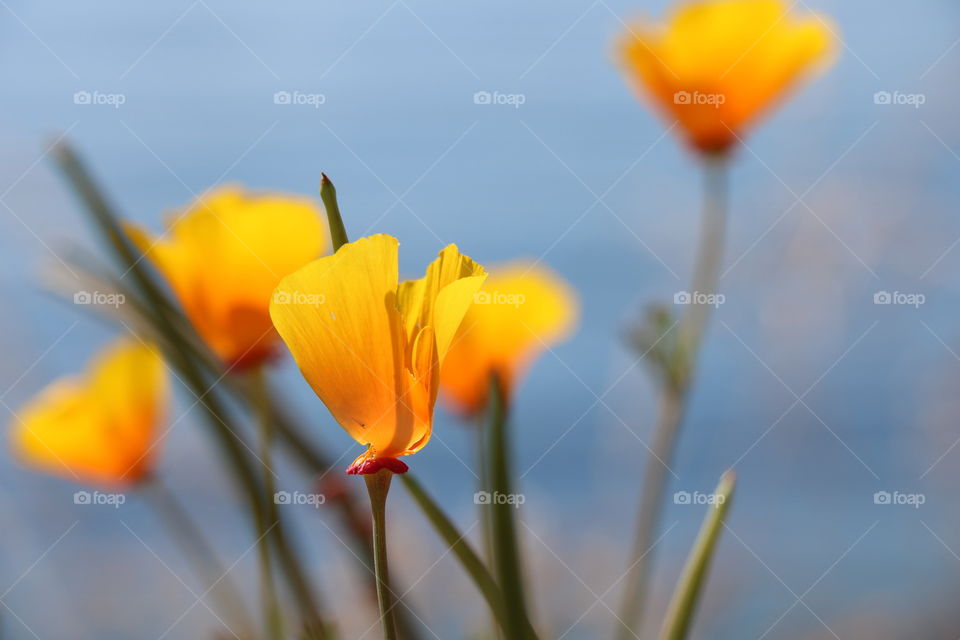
[
  {"left": 127, "top": 185, "right": 329, "bottom": 369},
  {"left": 618, "top": 0, "right": 835, "bottom": 154},
  {"left": 10, "top": 339, "right": 168, "bottom": 488},
  {"left": 440, "top": 263, "right": 578, "bottom": 415},
  {"left": 269, "top": 234, "right": 486, "bottom": 474}
]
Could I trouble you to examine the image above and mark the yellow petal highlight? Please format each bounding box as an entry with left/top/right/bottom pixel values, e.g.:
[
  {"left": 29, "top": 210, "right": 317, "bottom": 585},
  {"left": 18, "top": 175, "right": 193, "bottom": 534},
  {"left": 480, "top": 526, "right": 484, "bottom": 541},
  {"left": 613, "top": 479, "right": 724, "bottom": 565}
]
[
  {"left": 270, "top": 235, "right": 486, "bottom": 470},
  {"left": 10, "top": 339, "right": 168, "bottom": 488},
  {"left": 618, "top": 0, "right": 836, "bottom": 153},
  {"left": 126, "top": 185, "right": 329, "bottom": 369},
  {"left": 440, "top": 262, "right": 578, "bottom": 415}
]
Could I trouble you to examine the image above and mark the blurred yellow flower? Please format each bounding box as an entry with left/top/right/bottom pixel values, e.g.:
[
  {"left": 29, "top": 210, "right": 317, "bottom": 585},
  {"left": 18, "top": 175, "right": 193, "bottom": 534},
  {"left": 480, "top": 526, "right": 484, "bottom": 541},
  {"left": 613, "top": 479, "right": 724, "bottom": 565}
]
[
  {"left": 127, "top": 186, "right": 329, "bottom": 369},
  {"left": 440, "top": 263, "right": 578, "bottom": 415},
  {"left": 617, "top": 0, "right": 835, "bottom": 154},
  {"left": 270, "top": 234, "right": 486, "bottom": 474},
  {"left": 10, "top": 339, "right": 168, "bottom": 488}
]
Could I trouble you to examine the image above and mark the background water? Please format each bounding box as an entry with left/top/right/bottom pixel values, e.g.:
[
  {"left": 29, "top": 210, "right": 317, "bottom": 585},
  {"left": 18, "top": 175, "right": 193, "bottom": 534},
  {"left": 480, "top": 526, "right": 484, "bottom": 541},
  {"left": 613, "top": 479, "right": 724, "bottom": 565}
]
[{"left": 1, "top": 0, "right": 959, "bottom": 638}]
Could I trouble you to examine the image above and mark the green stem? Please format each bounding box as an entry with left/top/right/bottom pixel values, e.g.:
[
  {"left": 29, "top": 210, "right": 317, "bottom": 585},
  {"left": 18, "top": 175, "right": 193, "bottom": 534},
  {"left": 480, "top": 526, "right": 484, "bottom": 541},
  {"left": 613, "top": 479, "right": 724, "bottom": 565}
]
[
  {"left": 475, "top": 416, "right": 501, "bottom": 640},
  {"left": 251, "top": 367, "right": 284, "bottom": 640},
  {"left": 401, "top": 474, "right": 539, "bottom": 640},
  {"left": 657, "top": 472, "right": 735, "bottom": 640},
  {"left": 475, "top": 415, "right": 495, "bottom": 570},
  {"left": 144, "top": 478, "right": 255, "bottom": 636},
  {"left": 616, "top": 154, "right": 729, "bottom": 640},
  {"left": 488, "top": 376, "right": 535, "bottom": 640},
  {"left": 365, "top": 469, "right": 399, "bottom": 640}
]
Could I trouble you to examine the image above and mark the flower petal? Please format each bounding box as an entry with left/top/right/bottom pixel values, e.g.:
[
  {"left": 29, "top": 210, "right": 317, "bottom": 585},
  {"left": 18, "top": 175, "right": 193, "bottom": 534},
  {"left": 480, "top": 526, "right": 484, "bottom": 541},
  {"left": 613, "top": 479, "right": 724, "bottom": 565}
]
[
  {"left": 270, "top": 234, "right": 409, "bottom": 454},
  {"left": 126, "top": 186, "right": 328, "bottom": 366},
  {"left": 397, "top": 244, "right": 487, "bottom": 361},
  {"left": 11, "top": 339, "right": 168, "bottom": 487},
  {"left": 441, "top": 262, "right": 578, "bottom": 414}
]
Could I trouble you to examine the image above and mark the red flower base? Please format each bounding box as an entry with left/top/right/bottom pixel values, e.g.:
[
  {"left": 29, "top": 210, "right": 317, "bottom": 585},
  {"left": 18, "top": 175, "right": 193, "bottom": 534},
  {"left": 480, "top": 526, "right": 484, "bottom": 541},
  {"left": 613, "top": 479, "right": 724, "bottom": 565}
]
[{"left": 346, "top": 457, "right": 409, "bottom": 475}]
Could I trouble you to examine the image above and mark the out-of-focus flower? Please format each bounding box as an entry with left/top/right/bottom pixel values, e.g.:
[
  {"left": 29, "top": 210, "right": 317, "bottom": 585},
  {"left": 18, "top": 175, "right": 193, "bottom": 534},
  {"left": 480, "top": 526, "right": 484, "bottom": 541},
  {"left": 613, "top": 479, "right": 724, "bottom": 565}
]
[
  {"left": 127, "top": 186, "right": 329, "bottom": 369},
  {"left": 617, "top": 0, "right": 835, "bottom": 154},
  {"left": 10, "top": 339, "right": 168, "bottom": 488},
  {"left": 440, "top": 262, "right": 578, "bottom": 415},
  {"left": 270, "top": 234, "right": 486, "bottom": 475}
]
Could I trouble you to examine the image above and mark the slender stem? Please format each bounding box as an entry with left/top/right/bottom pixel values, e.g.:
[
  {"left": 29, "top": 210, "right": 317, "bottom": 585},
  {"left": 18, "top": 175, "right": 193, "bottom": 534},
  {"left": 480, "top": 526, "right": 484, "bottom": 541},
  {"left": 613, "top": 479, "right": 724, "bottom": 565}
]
[
  {"left": 681, "top": 155, "right": 729, "bottom": 356},
  {"left": 475, "top": 416, "right": 495, "bottom": 568},
  {"left": 401, "top": 474, "right": 540, "bottom": 640},
  {"left": 365, "top": 469, "right": 399, "bottom": 640},
  {"left": 488, "top": 376, "right": 535, "bottom": 640},
  {"left": 657, "top": 472, "right": 735, "bottom": 640},
  {"left": 475, "top": 415, "right": 502, "bottom": 640},
  {"left": 143, "top": 478, "right": 255, "bottom": 635},
  {"left": 251, "top": 367, "right": 284, "bottom": 639},
  {"left": 616, "top": 154, "right": 729, "bottom": 640}
]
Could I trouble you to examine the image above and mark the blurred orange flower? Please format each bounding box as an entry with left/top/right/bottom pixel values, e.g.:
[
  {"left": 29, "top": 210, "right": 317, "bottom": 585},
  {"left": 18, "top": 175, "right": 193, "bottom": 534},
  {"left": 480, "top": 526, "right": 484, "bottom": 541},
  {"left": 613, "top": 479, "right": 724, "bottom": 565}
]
[
  {"left": 10, "top": 339, "right": 168, "bottom": 488},
  {"left": 270, "top": 235, "right": 486, "bottom": 474},
  {"left": 617, "top": 0, "right": 835, "bottom": 154},
  {"left": 441, "top": 263, "right": 578, "bottom": 415},
  {"left": 127, "top": 186, "right": 329, "bottom": 369}
]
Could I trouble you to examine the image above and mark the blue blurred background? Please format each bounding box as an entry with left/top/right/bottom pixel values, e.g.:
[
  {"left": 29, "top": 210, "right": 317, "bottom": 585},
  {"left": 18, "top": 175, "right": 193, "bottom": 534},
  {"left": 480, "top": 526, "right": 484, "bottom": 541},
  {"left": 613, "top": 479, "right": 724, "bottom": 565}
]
[{"left": 1, "top": 0, "right": 959, "bottom": 638}]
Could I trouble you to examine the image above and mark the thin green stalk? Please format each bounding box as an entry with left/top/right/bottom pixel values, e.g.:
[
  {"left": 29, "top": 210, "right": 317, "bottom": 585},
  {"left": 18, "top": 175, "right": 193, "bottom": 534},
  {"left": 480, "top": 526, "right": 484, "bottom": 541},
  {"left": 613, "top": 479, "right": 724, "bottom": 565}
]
[
  {"left": 475, "top": 415, "right": 495, "bottom": 570},
  {"left": 365, "top": 469, "right": 399, "bottom": 640},
  {"left": 616, "top": 154, "right": 730, "bottom": 640},
  {"left": 475, "top": 415, "right": 502, "bottom": 640},
  {"left": 401, "top": 474, "right": 540, "bottom": 640},
  {"left": 250, "top": 367, "right": 284, "bottom": 640},
  {"left": 657, "top": 472, "right": 735, "bottom": 640},
  {"left": 488, "top": 376, "right": 535, "bottom": 640},
  {"left": 144, "top": 478, "right": 255, "bottom": 636}
]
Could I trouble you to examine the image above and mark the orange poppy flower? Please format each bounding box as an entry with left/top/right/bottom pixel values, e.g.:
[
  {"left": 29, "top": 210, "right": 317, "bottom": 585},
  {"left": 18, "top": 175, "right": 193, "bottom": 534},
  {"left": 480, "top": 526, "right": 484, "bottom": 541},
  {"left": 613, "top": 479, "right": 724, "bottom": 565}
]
[
  {"left": 440, "top": 262, "right": 578, "bottom": 415},
  {"left": 618, "top": 0, "right": 835, "bottom": 154},
  {"left": 270, "top": 234, "right": 486, "bottom": 474},
  {"left": 127, "top": 185, "right": 329, "bottom": 369},
  {"left": 10, "top": 339, "right": 168, "bottom": 488}
]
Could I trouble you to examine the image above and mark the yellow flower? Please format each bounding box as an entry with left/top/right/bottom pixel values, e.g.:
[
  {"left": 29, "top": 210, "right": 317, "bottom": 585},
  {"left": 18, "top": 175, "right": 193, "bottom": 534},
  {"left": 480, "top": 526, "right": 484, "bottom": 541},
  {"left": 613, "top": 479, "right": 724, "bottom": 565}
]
[
  {"left": 270, "top": 234, "right": 487, "bottom": 474},
  {"left": 127, "top": 185, "right": 329, "bottom": 369},
  {"left": 617, "top": 0, "right": 835, "bottom": 154},
  {"left": 10, "top": 339, "right": 168, "bottom": 488},
  {"left": 440, "top": 263, "right": 578, "bottom": 415}
]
